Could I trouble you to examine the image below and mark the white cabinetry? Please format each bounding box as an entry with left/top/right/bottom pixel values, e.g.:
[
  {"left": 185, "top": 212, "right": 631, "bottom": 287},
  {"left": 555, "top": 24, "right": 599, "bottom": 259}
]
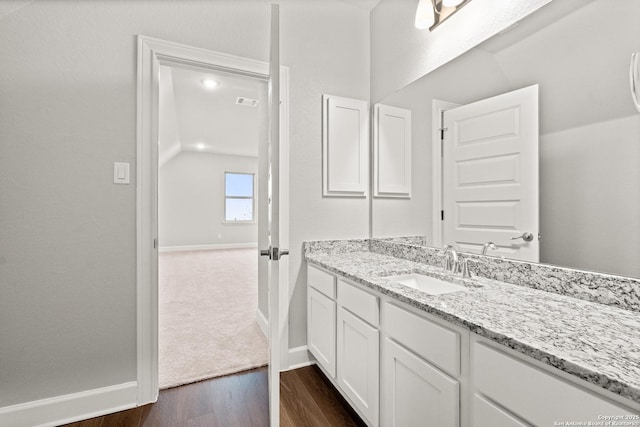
[
  {"left": 383, "top": 337, "right": 459, "bottom": 427},
  {"left": 307, "top": 262, "right": 640, "bottom": 427},
  {"left": 307, "top": 267, "right": 380, "bottom": 427},
  {"left": 471, "top": 338, "right": 639, "bottom": 426},
  {"left": 382, "top": 302, "right": 466, "bottom": 427},
  {"left": 322, "top": 94, "right": 368, "bottom": 197},
  {"left": 307, "top": 265, "right": 336, "bottom": 377},
  {"left": 337, "top": 306, "right": 379, "bottom": 425},
  {"left": 308, "top": 287, "right": 336, "bottom": 377}
]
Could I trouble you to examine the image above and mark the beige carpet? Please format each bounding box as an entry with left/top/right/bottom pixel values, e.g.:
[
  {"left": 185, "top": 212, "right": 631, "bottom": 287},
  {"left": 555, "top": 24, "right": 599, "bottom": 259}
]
[{"left": 159, "top": 248, "right": 268, "bottom": 389}]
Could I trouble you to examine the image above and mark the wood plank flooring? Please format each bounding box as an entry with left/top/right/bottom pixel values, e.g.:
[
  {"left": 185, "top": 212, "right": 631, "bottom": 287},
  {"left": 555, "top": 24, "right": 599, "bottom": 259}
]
[{"left": 61, "top": 365, "right": 365, "bottom": 427}]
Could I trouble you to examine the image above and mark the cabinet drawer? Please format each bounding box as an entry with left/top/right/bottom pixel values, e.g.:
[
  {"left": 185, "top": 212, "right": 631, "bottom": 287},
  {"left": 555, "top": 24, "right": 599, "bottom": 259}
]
[
  {"left": 385, "top": 303, "right": 460, "bottom": 377},
  {"left": 473, "top": 341, "right": 638, "bottom": 425},
  {"left": 338, "top": 279, "right": 379, "bottom": 326},
  {"left": 308, "top": 264, "right": 336, "bottom": 299}
]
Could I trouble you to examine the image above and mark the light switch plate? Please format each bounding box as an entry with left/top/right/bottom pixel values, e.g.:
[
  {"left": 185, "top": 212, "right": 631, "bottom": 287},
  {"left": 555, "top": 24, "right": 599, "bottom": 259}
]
[{"left": 114, "top": 162, "right": 130, "bottom": 184}]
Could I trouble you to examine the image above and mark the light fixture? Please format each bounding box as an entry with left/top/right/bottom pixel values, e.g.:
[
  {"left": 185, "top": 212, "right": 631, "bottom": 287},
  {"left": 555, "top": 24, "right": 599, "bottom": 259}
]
[
  {"left": 201, "top": 78, "right": 219, "bottom": 89},
  {"left": 415, "top": 0, "right": 434, "bottom": 30},
  {"left": 415, "top": 0, "right": 472, "bottom": 31},
  {"left": 442, "top": 0, "right": 464, "bottom": 7},
  {"left": 196, "top": 143, "right": 205, "bottom": 150}
]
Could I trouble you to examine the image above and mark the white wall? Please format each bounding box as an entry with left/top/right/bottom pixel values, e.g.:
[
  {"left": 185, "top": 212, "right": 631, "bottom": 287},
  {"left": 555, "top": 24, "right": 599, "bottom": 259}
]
[
  {"left": 540, "top": 115, "right": 640, "bottom": 277},
  {"left": 281, "top": 0, "right": 371, "bottom": 348},
  {"left": 0, "top": 0, "right": 370, "bottom": 412},
  {"left": 159, "top": 152, "right": 258, "bottom": 248},
  {"left": 370, "top": 0, "right": 552, "bottom": 103}
]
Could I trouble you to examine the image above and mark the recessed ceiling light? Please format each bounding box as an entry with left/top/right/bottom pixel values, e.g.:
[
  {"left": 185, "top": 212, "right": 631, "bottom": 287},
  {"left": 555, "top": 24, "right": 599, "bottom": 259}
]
[
  {"left": 196, "top": 143, "right": 205, "bottom": 150},
  {"left": 201, "top": 79, "right": 219, "bottom": 89}
]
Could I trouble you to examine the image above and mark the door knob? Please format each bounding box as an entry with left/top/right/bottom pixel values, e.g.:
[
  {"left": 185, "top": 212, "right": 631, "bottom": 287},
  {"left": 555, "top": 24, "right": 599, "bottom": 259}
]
[
  {"left": 510, "top": 232, "right": 534, "bottom": 242},
  {"left": 259, "top": 247, "right": 289, "bottom": 260}
]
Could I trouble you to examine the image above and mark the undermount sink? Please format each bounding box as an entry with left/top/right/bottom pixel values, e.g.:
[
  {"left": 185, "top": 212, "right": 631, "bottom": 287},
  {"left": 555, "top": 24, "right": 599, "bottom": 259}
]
[{"left": 384, "top": 273, "right": 468, "bottom": 295}]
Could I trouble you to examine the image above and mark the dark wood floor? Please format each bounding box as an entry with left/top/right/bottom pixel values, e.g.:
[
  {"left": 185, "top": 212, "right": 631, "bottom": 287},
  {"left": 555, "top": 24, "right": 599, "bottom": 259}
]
[{"left": 61, "top": 365, "right": 365, "bottom": 427}]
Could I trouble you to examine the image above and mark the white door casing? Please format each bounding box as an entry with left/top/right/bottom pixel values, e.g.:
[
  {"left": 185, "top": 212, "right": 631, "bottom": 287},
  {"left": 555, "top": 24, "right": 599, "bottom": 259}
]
[
  {"left": 135, "top": 34, "right": 290, "bottom": 409},
  {"left": 441, "top": 85, "right": 539, "bottom": 262}
]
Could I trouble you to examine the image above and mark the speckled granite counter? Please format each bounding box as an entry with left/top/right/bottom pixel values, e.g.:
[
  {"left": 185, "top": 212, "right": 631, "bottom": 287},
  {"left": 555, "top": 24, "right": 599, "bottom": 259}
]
[{"left": 305, "top": 249, "right": 640, "bottom": 406}]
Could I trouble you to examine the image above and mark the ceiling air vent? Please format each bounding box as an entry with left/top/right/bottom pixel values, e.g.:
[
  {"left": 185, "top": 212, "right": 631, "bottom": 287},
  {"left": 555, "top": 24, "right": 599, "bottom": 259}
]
[{"left": 236, "top": 97, "right": 259, "bottom": 107}]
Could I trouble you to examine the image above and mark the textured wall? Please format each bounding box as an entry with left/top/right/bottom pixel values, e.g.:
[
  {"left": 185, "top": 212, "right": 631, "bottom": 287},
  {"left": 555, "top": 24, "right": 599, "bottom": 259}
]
[
  {"left": 0, "top": 0, "right": 370, "bottom": 408},
  {"left": 280, "top": 0, "right": 371, "bottom": 348},
  {"left": 158, "top": 152, "right": 259, "bottom": 248}
]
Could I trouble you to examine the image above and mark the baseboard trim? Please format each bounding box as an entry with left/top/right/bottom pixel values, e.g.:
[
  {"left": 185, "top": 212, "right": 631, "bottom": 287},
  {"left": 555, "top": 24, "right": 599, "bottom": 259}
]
[
  {"left": 159, "top": 243, "right": 258, "bottom": 253},
  {"left": 286, "top": 346, "right": 313, "bottom": 371},
  {"left": 256, "top": 309, "right": 268, "bottom": 338},
  {"left": 0, "top": 381, "right": 137, "bottom": 427}
]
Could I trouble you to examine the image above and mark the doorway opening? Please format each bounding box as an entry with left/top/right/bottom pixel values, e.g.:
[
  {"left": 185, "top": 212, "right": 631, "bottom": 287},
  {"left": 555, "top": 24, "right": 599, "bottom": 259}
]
[
  {"left": 157, "top": 65, "right": 268, "bottom": 389},
  {"left": 136, "top": 35, "right": 290, "bottom": 407}
]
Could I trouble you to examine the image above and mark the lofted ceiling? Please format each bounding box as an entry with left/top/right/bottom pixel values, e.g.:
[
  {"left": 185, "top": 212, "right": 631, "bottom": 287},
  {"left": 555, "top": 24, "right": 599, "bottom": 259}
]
[{"left": 158, "top": 65, "right": 265, "bottom": 166}]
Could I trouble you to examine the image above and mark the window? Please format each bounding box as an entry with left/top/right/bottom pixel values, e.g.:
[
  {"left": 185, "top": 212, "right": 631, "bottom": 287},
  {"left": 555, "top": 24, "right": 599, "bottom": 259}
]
[{"left": 225, "top": 172, "right": 255, "bottom": 222}]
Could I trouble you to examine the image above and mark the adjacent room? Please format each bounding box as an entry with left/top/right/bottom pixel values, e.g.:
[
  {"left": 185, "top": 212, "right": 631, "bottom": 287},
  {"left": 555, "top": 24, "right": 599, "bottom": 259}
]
[{"left": 157, "top": 65, "right": 268, "bottom": 389}]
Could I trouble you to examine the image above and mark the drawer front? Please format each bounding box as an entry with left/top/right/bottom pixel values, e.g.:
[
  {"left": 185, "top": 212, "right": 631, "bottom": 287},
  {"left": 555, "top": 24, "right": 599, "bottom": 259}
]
[
  {"left": 472, "top": 394, "right": 530, "bottom": 427},
  {"left": 308, "top": 264, "right": 336, "bottom": 299},
  {"left": 337, "top": 279, "right": 379, "bottom": 326},
  {"left": 473, "top": 341, "right": 638, "bottom": 425},
  {"left": 385, "top": 303, "right": 460, "bottom": 377}
]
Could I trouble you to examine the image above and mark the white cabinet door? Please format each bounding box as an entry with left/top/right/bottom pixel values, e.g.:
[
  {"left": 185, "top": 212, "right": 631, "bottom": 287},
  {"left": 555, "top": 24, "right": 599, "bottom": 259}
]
[
  {"left": 337, "top": 306, "right": 379, "bottom": 426},
  {"left": 322, "top": 94, "right": 369, "bottom": 197},
  {"left": 382, "top": 338, "right": 459, "bottom": 427},
  {"left": 373, "top": 104, "right": 412, "bottom": 198},
  {"left": 308, "top": 287, "right": 336, "bottom": 378},
  {"left": 472, "top": 341, "right": 639, "bottom": 425},
  {"left": 472, "top": 394, "right": 531, "bottom": 427}
]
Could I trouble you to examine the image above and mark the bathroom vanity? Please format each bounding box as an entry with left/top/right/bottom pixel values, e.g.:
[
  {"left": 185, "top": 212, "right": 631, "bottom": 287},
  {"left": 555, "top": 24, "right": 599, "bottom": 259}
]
[{"left": 305, "top": 240, "right": 640, "bottom": 427}]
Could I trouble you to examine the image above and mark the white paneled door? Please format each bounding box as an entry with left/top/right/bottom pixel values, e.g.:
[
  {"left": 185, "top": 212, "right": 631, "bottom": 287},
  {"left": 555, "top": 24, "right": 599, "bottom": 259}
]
[{"left": 442, "top": 85, "right": 539, "bottom": 262}]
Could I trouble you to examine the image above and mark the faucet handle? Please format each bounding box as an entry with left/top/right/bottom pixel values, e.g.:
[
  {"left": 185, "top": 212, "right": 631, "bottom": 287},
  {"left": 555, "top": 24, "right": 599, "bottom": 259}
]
[{"left": 460, "top": 258, "right": 475, "bottom": 278}]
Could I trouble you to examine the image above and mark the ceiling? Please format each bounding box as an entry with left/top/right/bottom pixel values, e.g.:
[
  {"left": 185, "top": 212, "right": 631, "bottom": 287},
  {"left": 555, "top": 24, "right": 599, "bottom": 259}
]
[{"left": 158, "top": 65, "right": 265, "bottom": 166}]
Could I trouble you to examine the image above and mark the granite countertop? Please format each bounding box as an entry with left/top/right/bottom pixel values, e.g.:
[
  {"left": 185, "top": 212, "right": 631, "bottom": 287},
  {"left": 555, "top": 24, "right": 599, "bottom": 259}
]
[{"left": 306, "top": 250, "right": 640, "bottom": 405}]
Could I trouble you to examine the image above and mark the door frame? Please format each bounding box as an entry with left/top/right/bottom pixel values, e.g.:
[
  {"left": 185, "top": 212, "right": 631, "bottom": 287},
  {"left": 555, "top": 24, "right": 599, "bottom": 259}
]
[
  {"left": 431, "top": 99, "right": 460, "bottom": 248},
  {"left": 135, "top": 35, "right": 290, "bottom": 404}
]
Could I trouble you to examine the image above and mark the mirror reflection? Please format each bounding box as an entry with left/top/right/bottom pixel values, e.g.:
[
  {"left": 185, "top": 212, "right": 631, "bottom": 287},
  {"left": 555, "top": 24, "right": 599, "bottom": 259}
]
[{"left": 371, "top": 0, "right": 640, "bottom": 278}]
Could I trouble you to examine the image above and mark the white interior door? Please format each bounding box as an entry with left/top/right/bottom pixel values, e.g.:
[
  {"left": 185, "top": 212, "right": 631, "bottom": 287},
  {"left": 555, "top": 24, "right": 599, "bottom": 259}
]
[
  {"left": 442, "top": 85, "right": 539, "bottom": 262},
  {"left": 265, "top": 4, "right": 284, "bottom": 426}
]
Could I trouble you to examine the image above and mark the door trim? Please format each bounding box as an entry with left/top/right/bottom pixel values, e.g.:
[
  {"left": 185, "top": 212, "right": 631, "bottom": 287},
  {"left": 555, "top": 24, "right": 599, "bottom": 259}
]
[
  {"left": 431, "top": 99, "right": 460, "bottom": 248},
  {"left": 136, "top": 35, "right": 290, "bottom": 404}
]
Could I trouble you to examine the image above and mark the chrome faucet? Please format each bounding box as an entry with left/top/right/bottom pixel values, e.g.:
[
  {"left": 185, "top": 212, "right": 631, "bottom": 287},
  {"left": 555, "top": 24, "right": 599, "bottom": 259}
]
[
  {"left": 442, "top": 245, "right": 459, "bottom": 273},
  {"left": 481, "top": 242, "right": 496, "bottom": 256}
]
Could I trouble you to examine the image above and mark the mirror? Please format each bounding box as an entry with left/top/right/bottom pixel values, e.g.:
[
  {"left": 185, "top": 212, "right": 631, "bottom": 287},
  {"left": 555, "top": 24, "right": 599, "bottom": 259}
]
[{"left": 371, "top": 0, "right": 640, "bottom": 278}]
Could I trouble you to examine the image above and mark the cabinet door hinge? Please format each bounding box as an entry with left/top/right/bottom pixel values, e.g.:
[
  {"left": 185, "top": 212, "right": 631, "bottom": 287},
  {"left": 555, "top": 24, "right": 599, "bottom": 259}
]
[{"left": 441, "top": 210, "right": 444, "bottom": 221}]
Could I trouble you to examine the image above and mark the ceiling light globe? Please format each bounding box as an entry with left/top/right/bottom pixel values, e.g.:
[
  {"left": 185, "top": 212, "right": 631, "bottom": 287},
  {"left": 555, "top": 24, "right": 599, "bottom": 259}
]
[
  {"left": 415, "top": 0, "right": 434, "bottom": 29},
  {"left": 442, "top": 0, "right": 464, "bottom": 7}
]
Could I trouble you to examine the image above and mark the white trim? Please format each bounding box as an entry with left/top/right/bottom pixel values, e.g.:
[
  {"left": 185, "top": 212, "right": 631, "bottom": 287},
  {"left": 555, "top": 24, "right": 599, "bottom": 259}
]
[
  {"left": 159, "top": 243, "right": 258, "bottom": 252},
  {"left": 256, "top": 308, "right": 268, "bottom": 338},
  {"left": 285, "top": 346, "right": 314, "bottom": 371},
  {"left": 431, "top": 99, "right": 460, "bottom": 248},
  {"left": 136, "top": 35, "right": 291, "bottom": 406},
  {"left": 0, "top": 382, "right": 137, "bottom": 427}
]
